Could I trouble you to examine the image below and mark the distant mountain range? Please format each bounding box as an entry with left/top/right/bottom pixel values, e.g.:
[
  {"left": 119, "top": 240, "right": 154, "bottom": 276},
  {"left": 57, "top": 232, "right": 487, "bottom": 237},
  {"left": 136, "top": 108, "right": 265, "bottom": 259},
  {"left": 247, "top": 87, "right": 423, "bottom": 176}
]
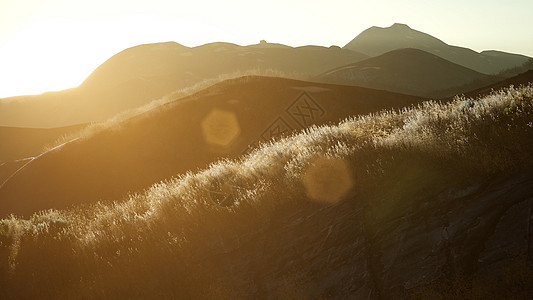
[
  {"left": 0, "top": 43, "right": 368, "bottom": 128},
  {"left": 343, "top": 23, "right": 531, "bottom": 75},
  {"left": 0, "top": 23, "right": 531, "bottom": 128},
  {"left": 314, "top": 48, "right": 501, "bottom": 98}
]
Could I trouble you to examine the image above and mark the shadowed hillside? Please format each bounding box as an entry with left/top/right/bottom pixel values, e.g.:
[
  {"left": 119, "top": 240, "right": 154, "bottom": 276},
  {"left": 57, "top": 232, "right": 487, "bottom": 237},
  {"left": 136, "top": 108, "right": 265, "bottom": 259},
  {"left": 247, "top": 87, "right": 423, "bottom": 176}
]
[
  {"left": 464, "top": 69, "right": 533, "bottom": 98},
  {"left": 0, "top": 76, "right": 427, "bottom": 217},
  {"left": 0, "top": 85, "right": 531, "bottom": 299},
  {"left": 314, "top": 48, "right": 499, "bottom": 98},
  {"left": 0, "top": 42, "right": 368, "bottom": 128},
  {"left": 496, "top": 58, "right": 533, "bottom": 77},
  {"left": 344, "top": 23, "right": 531, "bottom": 75}
]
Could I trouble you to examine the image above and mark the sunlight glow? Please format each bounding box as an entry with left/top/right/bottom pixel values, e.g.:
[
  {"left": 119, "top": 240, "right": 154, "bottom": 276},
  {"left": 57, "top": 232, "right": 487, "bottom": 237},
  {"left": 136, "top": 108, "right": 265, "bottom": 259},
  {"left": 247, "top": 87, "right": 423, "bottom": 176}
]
[{"left": 0, "top": 0, "right": 532, "bottom": 98}]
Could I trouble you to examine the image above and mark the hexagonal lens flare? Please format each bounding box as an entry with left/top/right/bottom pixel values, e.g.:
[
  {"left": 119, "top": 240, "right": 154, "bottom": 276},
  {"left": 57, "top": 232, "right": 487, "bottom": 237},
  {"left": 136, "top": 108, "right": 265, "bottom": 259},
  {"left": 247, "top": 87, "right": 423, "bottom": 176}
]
[
  {"left": 201, "top": 109, "right": 241, "bottom": 147},
  {"left": 302, "top": 157, "right": 353, "bottom": 204}
]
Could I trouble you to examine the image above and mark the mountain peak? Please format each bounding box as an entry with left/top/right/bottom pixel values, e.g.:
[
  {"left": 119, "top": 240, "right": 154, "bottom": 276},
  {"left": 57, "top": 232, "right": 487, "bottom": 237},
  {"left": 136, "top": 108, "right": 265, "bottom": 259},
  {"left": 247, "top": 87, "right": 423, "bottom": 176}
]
[
  {"left": 344, "top": 23, "right": 446, "bottom": 58},
  {"left": 368, "top": 23, "right": 412, "bottom": 31},
  {"left": 343, "top": 23, "right": 531, "bottom": 74},
  {"left": 391, "top": 23, "right": 411, "bottom": 29}
]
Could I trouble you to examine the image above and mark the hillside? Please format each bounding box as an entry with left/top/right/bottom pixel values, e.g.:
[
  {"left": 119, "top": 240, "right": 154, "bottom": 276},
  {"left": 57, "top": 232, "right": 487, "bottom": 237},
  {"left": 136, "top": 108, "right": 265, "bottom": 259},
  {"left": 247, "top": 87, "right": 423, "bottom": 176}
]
[
  {"left": 344, "top": 23, "right": 531, "bottom": 74},
  {"left": 0, "top": 76, "right": 427, "bottom": 217},
  {"left": 314, "top": 48, "right": 499, "bottom": 98},
  {"left": 1, "top": 85, "right": 532, "bottom": 298},
  {"left": 464, "top": 69, "right": 533, "bottom": 98},
  {"left": 0, "top": 123, "right": 87, "bottom": 163},
  {"left": 0, "top": 42, "right": 368, "bottom": 128}
]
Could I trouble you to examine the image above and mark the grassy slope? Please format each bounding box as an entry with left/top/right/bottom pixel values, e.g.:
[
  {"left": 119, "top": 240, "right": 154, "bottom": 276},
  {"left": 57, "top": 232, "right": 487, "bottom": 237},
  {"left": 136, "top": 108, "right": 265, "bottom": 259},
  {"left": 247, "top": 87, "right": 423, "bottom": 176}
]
[
  {"left": 0, "top": 76, "right": 427, "bottom": 217},
  {"left": 0, "top": 85, "right": 532, "bottom": 298}
]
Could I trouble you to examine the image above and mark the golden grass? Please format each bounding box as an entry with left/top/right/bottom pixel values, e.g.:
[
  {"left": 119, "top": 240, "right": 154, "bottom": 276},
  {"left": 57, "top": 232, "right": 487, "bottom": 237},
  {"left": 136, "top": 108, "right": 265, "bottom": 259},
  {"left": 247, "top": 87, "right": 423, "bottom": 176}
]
[{"left": 1, "top": 84, "right": 532, "bottom": 298}]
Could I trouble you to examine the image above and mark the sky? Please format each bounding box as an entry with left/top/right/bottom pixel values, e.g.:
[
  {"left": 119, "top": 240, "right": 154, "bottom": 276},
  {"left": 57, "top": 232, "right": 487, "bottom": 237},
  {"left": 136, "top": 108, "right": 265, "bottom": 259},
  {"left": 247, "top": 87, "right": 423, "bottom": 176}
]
[{"left": 0, "top": 0, "right": 532, "bottom": 98}]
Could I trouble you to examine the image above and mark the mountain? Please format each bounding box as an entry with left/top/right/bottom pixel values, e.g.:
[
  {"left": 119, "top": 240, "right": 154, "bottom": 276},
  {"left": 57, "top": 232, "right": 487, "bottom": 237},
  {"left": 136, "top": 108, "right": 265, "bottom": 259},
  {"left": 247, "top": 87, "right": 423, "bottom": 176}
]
[
  {"left": 0, "top": 76, "right": 427, "bottom": 217},
  {"left": 314, "top": 48, "right": 499, "bottom": 98},
  {"left": 344, "top": 23, "right": 531, "bottom": 75},
  {"left": 1, "top": 85, "right": 532, "bottom": 298},
  {"left": 0, "top": 42, "right": 368, "bottom": 128}
]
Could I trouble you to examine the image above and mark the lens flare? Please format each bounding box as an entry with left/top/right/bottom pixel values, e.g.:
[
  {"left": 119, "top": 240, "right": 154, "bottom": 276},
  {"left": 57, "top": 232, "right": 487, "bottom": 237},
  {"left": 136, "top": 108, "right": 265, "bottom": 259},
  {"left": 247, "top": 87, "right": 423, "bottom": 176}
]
[
  {"left": 302, "top": 157, "right": 353, "bottom": 204},
  {"left": 201, "top": 109, "right": 241, "bottom": 147}
]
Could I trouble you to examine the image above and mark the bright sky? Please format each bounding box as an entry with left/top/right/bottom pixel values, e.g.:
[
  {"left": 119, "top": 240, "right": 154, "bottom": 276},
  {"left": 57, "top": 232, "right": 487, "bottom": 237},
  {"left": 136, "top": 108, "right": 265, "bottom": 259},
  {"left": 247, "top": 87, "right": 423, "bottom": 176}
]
[{"left": 1, "top": 0, "right": 532, "bottom": 98}]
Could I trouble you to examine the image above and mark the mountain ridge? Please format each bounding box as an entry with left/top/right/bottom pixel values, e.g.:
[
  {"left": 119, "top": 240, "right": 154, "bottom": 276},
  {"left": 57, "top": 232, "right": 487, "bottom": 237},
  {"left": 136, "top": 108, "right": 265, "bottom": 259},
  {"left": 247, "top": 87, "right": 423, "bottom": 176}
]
[
  {"left": 344, "top": 23, "right": 531, "bottom": 74},
  {"left": 0, "top": 42, "right": 369, "bottom": 128}
]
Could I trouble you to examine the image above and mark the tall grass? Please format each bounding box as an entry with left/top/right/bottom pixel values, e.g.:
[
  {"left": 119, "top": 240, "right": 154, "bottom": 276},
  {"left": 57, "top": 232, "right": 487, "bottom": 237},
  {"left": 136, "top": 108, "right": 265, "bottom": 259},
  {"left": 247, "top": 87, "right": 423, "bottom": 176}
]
[{"left": 1, "top": 84, "right": 532, "bottom": 298}]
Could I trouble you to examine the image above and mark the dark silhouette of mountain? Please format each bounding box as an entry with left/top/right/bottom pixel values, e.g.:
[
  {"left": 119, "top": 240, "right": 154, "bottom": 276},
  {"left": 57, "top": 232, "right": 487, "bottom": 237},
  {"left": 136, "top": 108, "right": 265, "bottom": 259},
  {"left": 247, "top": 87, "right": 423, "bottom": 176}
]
[
  {"left": 0, "top": 76, "right": 427, "bottom": 217},
  {"left": 0, "top": 42, "right": 368, "bottom": 128},
  {"left": 463, "top": 69, "right": 533, "bottom": 98},
  {"left": 344, "top": 23, "right": 531, "bottom": 75},
  {"left": 314, "top": 48, "right": 500, "bottom": 98}
]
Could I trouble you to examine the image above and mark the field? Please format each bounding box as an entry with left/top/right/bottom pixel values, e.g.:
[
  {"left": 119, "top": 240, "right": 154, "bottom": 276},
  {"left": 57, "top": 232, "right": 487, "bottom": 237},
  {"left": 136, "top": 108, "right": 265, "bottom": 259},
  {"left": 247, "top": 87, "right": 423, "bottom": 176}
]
[{"left": 1, "top": 84, "right": 532, "bottom": 298}]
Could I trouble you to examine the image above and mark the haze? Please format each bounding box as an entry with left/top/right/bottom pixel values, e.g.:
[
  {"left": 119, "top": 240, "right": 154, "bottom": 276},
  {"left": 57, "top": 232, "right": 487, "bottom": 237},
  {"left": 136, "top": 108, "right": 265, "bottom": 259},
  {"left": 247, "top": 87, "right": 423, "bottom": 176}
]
[{"left": 0, "top": 0, "right": 532, "bottom": 98}]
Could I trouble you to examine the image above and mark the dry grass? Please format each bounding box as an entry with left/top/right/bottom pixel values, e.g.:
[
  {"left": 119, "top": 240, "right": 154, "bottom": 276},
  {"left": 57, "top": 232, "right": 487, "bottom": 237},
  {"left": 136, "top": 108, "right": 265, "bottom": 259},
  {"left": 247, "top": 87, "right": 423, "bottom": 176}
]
[{"left": 1, "top": 84, "right": 532, "bottom": 298}]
